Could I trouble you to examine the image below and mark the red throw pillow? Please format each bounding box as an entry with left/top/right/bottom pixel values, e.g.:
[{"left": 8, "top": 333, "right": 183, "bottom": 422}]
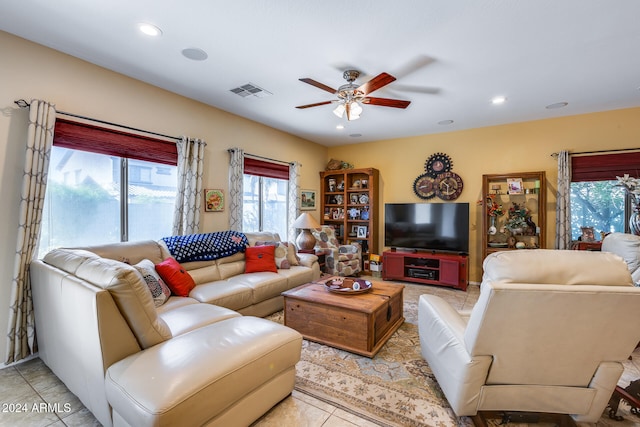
[
  {"left": 155, "top": 258, "right": 196, "bottom": 297},
  {"left": 245, "top": 245, "right": 277, "bottom": 273}
]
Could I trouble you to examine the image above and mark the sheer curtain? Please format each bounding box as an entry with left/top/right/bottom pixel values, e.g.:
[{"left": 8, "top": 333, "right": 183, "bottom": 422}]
[
  {"left": 228, "top": 148, "right": 244, "bottom": 231},
  {"left": 7, "top": 100, "right": 56, "bottom": 363},
  {"left": 288, "top": 161, "right": 301, "bottom": 242},
  {"left": 173, "top": 136, "right": 206, "bottom": 235},
  {"left": 555, "top": 150, "right": 572, "bottom": 249}
]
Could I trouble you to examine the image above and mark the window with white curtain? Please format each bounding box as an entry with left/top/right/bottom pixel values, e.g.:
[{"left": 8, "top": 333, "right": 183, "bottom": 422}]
[
  {"left": 38, "top": 119, "right": 178, "bottom": 257},
  {"left": 242, "top": 157, "right": 289, "bottom": 238}
]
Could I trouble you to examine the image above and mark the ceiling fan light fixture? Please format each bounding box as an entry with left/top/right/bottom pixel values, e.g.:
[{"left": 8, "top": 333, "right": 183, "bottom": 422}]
[
  {"left": 333, "top": 103, "right": 346, "bottom": 118},
  {"left": 348, "top": 101, "right": 362, "bottom": 120}
]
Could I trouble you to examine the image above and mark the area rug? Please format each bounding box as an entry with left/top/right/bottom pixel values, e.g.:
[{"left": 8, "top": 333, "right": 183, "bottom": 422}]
[{"left": 267, "top": 283, "right": 472, "bottom": 427}]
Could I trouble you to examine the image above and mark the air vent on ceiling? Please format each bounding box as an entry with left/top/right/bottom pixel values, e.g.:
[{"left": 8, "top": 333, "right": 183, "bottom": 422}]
[{"left": 230, "top": 83, "right": 272, "bottom": 99}]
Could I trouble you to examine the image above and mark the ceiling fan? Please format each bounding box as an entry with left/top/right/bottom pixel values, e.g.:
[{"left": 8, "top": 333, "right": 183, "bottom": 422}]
[{"left": 296, "top": 70, "right": 411, "bottom": 121}]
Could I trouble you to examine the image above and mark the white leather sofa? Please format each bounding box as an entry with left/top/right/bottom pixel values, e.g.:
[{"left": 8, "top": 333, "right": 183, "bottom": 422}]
[
  {"left": 30, "top": 232, "right": 320, "bottom": 427},
  {"left": 418, "top": 249, "right": 640, "bottom": 424}
]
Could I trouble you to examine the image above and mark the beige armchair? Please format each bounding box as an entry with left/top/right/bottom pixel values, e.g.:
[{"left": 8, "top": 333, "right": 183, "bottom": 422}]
[
  {"left": 312, "top": 226, "right": 361, "bottom": 276},
  {"left": 418, "top": 249, "right": 640, "bottom": 425}
]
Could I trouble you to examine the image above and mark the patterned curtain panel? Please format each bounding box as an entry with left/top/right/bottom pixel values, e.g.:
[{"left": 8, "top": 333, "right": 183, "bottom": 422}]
[
  {"left": 288, "top": 162, "right": 301, "bottom": 242},
  {"left": 555, "top": 150, "right": 572, "bottom": 249},
  {"left": 173, "top": 137, "right": 205, "bottom": 235},
  {"left": 228, "top": 148, "right": 244, "bottom": 231},
  {"left": 7, "top": 100, "right": 56, "bottom": 364}
]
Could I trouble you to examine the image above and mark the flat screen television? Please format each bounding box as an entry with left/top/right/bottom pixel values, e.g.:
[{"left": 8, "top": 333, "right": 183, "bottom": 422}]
[{"left": 384, "top": 202, "right": 469, "bottom": 254}]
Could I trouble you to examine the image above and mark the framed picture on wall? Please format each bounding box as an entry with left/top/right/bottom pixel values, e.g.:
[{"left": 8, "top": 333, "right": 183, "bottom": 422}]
[
  {"left": 204, "top": 189, "right": 224, "bottom": 212},
  {"left": 507, "top": 178, "right": 523, "bottom": 195},
  {"left": 301, "top": 190, "right": 316, "bottom": 210}
]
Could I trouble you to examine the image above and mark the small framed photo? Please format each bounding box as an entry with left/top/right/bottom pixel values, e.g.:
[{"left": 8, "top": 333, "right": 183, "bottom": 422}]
[
  {"left": 351, "top": 225, "right": 359, "bottom": 235},
  {"left": 350, "top": 194, "right": 359, "bottom": 204},
  {"left": 204, "top": 189, "right": 224, "bottom": 212},
  {"left": 356, "top": 225, "right": 367, "bottom": 239},
  {"left": 507, "top": 178, "right": 523, "bottom": 195},
  {"left": 300, "top": 190, "right": 316, "bottom": 210}
]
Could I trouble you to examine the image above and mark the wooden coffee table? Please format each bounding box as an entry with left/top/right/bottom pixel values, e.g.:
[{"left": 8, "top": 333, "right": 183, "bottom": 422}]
[{"left": 282, "top": 279, "right": 404, "bottom": 357}]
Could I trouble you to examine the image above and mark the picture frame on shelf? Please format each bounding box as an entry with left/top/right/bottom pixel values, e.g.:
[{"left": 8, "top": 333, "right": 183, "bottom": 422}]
[
  {"left": 507, "top": 178, "right": 523, "bottom": 195},
  {"left": 351, "top": 225, "right": 359, "bottom": 235},
  {"left": 204, "top": 189, "right": 224, "bottom": 212},
  {"left": 300, "top": 189, "right": 316, "bottom": 210},
  {"left": 350, "top": 194, "right": 359, "bottom": 204},
  {"left": 356, "top": 225, "right": 368, "bottom": 239}
]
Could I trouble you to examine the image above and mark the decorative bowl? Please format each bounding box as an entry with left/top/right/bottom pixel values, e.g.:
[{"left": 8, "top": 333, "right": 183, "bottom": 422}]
[{"left": 323, "top": 278, "right": 373, "bottom": 294}]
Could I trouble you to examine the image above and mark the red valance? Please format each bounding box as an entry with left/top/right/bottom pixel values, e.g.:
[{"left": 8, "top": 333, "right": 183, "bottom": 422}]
[
  {"left": 571, "top": 152, "right": 640, "bottom": 182},
  {"left": 244, "top": 157, "right": 289, "bottom": 179},
  {"left": 54, "top": 118, "right": 178, "bottom": 166}
]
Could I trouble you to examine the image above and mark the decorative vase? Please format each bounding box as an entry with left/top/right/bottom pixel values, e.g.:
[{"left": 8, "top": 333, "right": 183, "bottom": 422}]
[
  {"left": 630, "top": 206, "right": 640, "bottom": 236},
  {"left": 488, "top": 216, "right": 497, "bottom": 235}
]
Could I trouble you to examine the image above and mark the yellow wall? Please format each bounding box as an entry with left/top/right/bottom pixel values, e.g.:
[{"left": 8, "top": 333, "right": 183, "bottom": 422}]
[
  {"left": 328, "top": 107, "right": 640, "bottom": 282},
  {"left": 0, "top": 31, "right": 327, "bottom": 365}
]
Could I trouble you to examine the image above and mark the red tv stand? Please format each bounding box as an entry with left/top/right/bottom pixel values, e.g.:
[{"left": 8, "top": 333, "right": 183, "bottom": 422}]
[{"left": 382, "top": 250, "right": 468, "bottom": 291}]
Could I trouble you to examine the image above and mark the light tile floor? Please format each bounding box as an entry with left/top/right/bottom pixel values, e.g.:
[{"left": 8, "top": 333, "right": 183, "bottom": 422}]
[{"left": 1, "top": 279, "right": 639, "bottom": 427}]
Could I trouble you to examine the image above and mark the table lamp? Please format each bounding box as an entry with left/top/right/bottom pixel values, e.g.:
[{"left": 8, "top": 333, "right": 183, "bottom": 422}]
[{"left": 293, "top": 213, "right": 321, "bottom": 251}]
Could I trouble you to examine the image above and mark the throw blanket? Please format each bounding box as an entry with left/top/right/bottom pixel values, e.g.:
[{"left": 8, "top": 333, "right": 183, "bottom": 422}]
[{"left": 162, "top": 231, "right": 249, "bottom": 263}]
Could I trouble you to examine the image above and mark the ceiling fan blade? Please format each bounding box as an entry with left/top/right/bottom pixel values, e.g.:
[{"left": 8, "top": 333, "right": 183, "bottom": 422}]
[
  {"left": 357, "top": 73, "right": 396, "bottom": 95},
  {"left": 295, "top": 101, "right": 334, "bottom": 109},
  {"left": 362, "top": 97, "right": 411, "bottom": 109},
  {"left": 299, "top": 78, "right": 337, "bottom": 94}
]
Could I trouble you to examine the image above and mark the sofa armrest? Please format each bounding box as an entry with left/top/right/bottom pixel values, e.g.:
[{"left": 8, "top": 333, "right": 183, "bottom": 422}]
[
  {"left": 297, "top": 252, "right": 318, "bottom": 267},
  {"left": 418, "top": 294, "right": 492, "bottom": 416}
]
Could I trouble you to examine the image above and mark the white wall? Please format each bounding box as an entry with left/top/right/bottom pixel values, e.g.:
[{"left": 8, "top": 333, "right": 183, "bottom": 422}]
[{"left": 0, "top": 30, "right": 328, "bottom": 366}]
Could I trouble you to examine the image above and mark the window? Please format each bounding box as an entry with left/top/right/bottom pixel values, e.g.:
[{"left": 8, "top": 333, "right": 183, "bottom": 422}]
[
  {"left": 242, "top": 157, "right": 289, "bottom": 238},
  {"left": 38, "top": 119, "right": 178, "bottom": 257},
  {"left": 570, "top": 152, "right": 640, "bottom": 240}
]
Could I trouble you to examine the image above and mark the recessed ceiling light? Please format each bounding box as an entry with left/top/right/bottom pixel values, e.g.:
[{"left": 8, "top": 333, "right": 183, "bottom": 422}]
[
  {"left": 182, "top": 48, "right": 208, "bottom": 61},
  {"left": 349, "top": 133, "right": 362, "bottom": 138},
  {"left": 138, "top": 23, "right": 162, "bottom": 37},
  {"left": 336, "top": 124, "right": 344, "bottom": 130},
  {"left": 438, "top": 120, "right": 454, "bottom": 125},
  {"left": 491, "top": 96, "right": 507, "bottom": 105},
  {"left": 545, "top": 102, "right": 568, "bottom": 109}
]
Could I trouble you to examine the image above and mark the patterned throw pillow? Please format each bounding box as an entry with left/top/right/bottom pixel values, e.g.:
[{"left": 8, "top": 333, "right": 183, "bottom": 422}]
[
  {"left": 254, "top": 241, "right": 291, "bottom": 269},
  {"left": 134, "top": 259, "right": 171, "bottom": 307}
]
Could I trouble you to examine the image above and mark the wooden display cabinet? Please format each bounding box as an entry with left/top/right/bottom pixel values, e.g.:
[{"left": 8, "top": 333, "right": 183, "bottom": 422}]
[
  {"left": 481, "top": 171, "right": 546, "bottom": 262},
  {"left": 319, "top": 168, "right": 379, "bottom": 269}
]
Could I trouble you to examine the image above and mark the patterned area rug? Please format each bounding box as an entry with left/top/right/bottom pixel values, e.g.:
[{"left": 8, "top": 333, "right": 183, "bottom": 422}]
[{"left": 267, "top": 283, "right": 472, "bottom": 427}]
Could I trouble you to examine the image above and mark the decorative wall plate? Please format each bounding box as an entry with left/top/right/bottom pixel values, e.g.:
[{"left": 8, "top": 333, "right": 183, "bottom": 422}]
[
  {"left": 435, "top": 171, "right": 464, "bottom": 200},
  {"left": 413, "top": 173, "right": 437, "bottom": 200},
  {"left": 425, "top": 153, "right": 453, "bottom": 178}
]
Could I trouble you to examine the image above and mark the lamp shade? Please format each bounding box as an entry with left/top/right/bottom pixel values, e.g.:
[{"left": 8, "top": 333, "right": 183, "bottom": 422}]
[{"left": 293, "top": 213, "right": 321, "bottom": 229}]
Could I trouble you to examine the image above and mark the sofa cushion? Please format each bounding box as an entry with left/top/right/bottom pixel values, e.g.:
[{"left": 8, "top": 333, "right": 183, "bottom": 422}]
[
  {"left": 155, "top": 258, "right": 197, "bottom": 297},
  {"left": 245, "top": 245, "right": 277, "bottom": 273},
  {"left": 105, "top": 317, "right": 302, "bottom": 427},
  {"left": 158, "top": 303, "right": 241, "bottom": 336},
  {"left": 133, "top": 259, "right": 171, "bottom": 307},
  {"left": 46, "top": 249, "right": 172, "bottom": 349},
  {"left": 482, "top": 249, "right": 633, "bottom": 287}
]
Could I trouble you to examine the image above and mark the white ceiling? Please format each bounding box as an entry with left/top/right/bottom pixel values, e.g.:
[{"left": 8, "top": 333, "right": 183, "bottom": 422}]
[{"left": 2, "top": 0, "right": 640, "bottom": 146}]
